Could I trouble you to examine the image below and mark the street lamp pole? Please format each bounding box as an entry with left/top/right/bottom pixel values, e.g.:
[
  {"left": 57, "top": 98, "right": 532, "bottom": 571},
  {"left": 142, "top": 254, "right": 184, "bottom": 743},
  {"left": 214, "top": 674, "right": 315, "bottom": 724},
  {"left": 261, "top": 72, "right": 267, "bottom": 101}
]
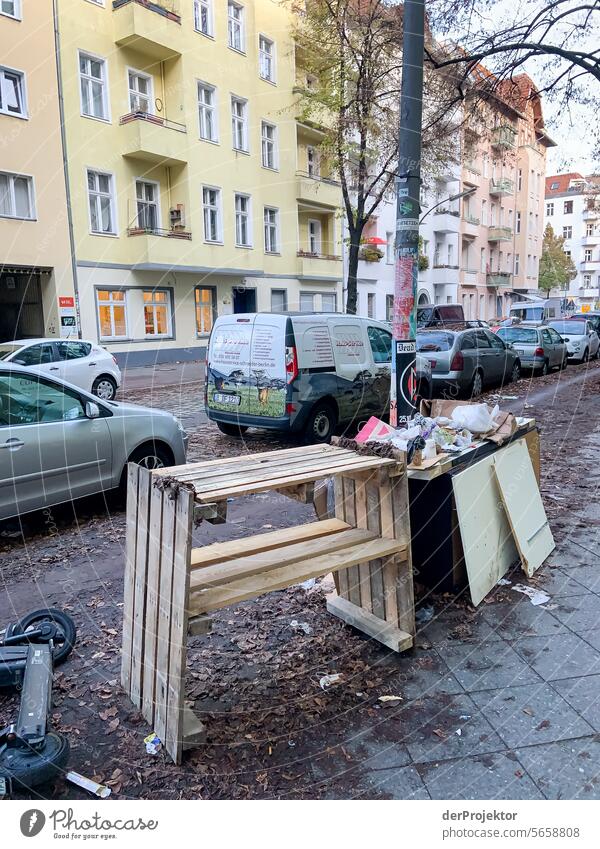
[{"left": 391, "top": 0, "right": 426, "bottom": 426}]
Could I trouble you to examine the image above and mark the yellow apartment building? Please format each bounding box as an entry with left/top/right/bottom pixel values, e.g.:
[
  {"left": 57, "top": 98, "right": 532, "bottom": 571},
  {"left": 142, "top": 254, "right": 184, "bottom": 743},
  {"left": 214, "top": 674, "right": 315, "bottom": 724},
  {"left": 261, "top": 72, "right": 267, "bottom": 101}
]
[
  {"left": 55, "top": 0, "right": 343, "bottom": 364},
  {"left": 0, "top": 0, "right": 76, "bottom": 342}
]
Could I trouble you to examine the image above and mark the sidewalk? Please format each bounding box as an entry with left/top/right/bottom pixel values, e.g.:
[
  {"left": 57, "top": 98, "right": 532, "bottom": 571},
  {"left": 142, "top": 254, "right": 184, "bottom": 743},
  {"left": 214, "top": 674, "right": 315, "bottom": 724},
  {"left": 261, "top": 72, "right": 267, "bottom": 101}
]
[{"left": 118, "top": 359, "right": 205, "bottom": 393}]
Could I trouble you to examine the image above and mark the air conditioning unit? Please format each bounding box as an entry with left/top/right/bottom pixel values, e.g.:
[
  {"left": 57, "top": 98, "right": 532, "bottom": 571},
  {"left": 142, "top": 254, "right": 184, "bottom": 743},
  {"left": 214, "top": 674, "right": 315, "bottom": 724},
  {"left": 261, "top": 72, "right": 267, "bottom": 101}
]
[{"left": 170, "top": 204, "right": 185, "bottom": 228}]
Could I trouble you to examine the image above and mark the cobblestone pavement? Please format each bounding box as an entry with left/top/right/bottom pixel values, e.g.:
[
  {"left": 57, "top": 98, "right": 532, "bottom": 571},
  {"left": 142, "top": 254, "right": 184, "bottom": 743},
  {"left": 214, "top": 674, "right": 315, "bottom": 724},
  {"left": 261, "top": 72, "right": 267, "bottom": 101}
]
[{"left": 0, "top": 362, "right": 599, "bottom": 799}]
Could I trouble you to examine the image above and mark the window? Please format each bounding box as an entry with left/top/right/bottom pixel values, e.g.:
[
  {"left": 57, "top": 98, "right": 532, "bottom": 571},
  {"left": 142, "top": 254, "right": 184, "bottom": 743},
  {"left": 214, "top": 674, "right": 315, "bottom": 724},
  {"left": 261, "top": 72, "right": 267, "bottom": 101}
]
[
  {"left": 0, "top": 373, "right": 86, "bottom": 427},
  {"left": 202, "top": 186, "right": 221, "bottom": 242},
  {"left": 87, "top": 170, "right": 115, "bottom": 234},
  {"left": 56, "top": 341, "right": 92, "bottom": 360},
  {"left": 515, "top": 211, "right": 521, "bottom": 234},
  {"left": 261, "top": 121, "right": 277, "bottom": 169},
  {"left": 0, "top": 170, "right": 34, "bottom": 220},
  {"left": 0, "top": 66, "right": 26, "bottom": 117},
  {"left": 198, "top": 83, "right": 217, "bottom": 142},
  {"left": 135, "top": 179, "right": 159, "bottom": 231},
  {"left": 1, "top": 1, "right": 20, "bottom": 20},
  {"left": 480, "top": 199, "right": 487, "bottom": 226},
  {"left": 128, "top": 69, "right": 152, "bottom": 114},
  {"left": 514, "top": 254, "right": 520, "bottom": 275},
  {"left": 79, "top": 52, "right": 108, "bottom": 121},
  {"left": 587, "top": 224, "right": 595, "bottom": 237},
  {"left": 308, "top": 219, "right": 321, "bottom": 254},
  {"left": 564, "top": 200, "right": 573, "bottom": 214},
  {"left": 550, "top": 181, "right": 559, "bottom": 190},
  {"left": 263, "top": 206, "right": 278, "bottom": 252},
  {"left": 367, "top": 293, "right": 376, "bottom": 319},
  {"left": 271, "top": 289, "right": 287, "bottom": 312},
  {"left": 480, "top": 247, "right": 486, "bottom": 272},
  {"left": 386, "top": 294, "right": 393, "bottom": 322},
  {"left": 234, "top": 192, "right": 251, "bottom": 247},
  {"left": 517, "top": 169, "right": 522, "bottom": 191},
  {"left": 300, "top": 293, "right": 315, "bottom": 312},
  {"left": 307, "top": 145, "right": 320, "bottom": 177},
  {"left": 367, "top": 326, "right": 392, "bottom": 362},
  {"left": 195, "top": 287, "right": 216, "bottom": 334},
  {"left": 96, "top": 290, "right": 127, "bottom": 339},
  {"left": 584, "top": 248, "right": 593, "bottom": 262},
  {"left": 564, "top": 249, "right": 571, "bottom": 258},
  {"left": 194, "top": 0, "right": 213, "bottom": 36},
  {"left": 227, "top": 1, "right": 244, "bottom": 52},
  {"left": 143, "top": 290, "right": 171, "bottom": 337},
  {"left": 259, "top": 35, "right": 275, "bottom": 82},
  {"left": 321, "top": 293, "right": 336, "bottom": 312},
  {"left": 386, "top": 231, "right": 394, "bottom": 263},
  {"left": 12, "top": 343, "right": 55, "bottom": 366},
  {"left": 583, "top": 273, "right": 592, "bottom": 287},
  {"left": 546, "top": 202, "right": 554, "bottom": 216},
  {"left": 563, "top": 226, "right": 573, "bottom": 239},
  {"left": 231, "top": 96, "right": 248, "bottom": 151}
]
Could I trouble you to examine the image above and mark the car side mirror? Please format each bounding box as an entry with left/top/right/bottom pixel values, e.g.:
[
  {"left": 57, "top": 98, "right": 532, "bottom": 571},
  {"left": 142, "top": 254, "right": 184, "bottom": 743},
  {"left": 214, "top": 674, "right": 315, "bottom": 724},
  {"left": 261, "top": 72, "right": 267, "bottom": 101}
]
[{"left": 85, "top": 401, "right": 100, "bottom": 419}]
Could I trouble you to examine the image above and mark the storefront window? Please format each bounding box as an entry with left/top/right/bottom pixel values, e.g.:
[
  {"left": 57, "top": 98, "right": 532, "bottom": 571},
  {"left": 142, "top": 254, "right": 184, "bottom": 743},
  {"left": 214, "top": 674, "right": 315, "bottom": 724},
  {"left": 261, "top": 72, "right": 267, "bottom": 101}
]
[
  {"left": 96, "top": 289, "right": 127, "bottom": 339},
  {"left": 143, "top": 290, "right": 171, "bottom": 337},
  {"left": 195, "top": 287, "right": 216, "bottom": 334}
]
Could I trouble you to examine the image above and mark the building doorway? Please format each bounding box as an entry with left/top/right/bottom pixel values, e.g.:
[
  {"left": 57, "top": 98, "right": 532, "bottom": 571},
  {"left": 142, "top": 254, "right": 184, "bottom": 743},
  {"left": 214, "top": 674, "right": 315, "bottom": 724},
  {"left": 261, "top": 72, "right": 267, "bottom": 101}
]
[
  {"left": 0, "top": 270, "right": 45, "bottom": 342},
  {"left": 232, "top": 287, "right": 257, "bottom": 313}
]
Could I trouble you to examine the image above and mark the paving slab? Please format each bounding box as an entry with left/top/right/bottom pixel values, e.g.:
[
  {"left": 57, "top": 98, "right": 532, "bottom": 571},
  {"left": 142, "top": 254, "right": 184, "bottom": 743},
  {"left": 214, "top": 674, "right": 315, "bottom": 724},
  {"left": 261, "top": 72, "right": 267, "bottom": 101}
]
[
  {"left": 546, "top": 542, "right": 597, "bottom": 569},
  {"left": 557, "top": 562, "right": 600, "bottom": 594},
  {"left": 515, "top": 737, "right": 600, "bottom": 800},
  {"left": 471, "top": 683, "right": 594, "bottom": 749},
  {"left": 580, "top": 628, "right": 600, "bottom": 653},
  {"left": 526, "top": 566, "right": 590, "bottom": 598},
  {"left": 393, "top": 648, "right": 465, "bottom": 700},
  {"left": 354, "top": 765, "right": 431, "bottom": 800},
  {"left": 480, "top": 600, "right": 569, "bottom": 640},
  {"left": 418, "top": 752, "right": 544, "bottom": 800},
  {"left": 436, "top": 639, "right": 542, "bottom": 692},
  {"left": 551, "top": 594, "right": 600, "bottom": 633},
  {"left": 552, "top": 674, "right": 600, "bottom": 733},
  {"left": 510, "top": 633, "right": 600, "bottom": 681}
]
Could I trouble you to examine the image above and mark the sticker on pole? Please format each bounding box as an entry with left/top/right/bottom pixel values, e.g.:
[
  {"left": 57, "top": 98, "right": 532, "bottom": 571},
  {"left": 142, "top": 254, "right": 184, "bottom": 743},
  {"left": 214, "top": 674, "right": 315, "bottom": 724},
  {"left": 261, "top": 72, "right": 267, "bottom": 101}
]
[
  {"left": 396, "top": 218, "right": 419, "bottom": 230},
  {"left": 396, "top": 341, "right": 416, "bottom": 354}
]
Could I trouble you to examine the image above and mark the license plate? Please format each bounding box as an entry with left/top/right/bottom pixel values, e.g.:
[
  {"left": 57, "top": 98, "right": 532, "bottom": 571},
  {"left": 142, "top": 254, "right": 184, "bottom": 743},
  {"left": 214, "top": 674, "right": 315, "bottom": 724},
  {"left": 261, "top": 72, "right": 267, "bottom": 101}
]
[{"left": 213, "top": 392, "right": 240, "bottom": 406}]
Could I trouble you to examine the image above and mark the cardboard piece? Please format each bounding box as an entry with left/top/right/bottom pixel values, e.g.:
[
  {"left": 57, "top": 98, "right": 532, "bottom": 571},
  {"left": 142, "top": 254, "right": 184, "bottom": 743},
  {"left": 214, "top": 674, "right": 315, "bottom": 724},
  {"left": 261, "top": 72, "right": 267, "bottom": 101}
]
[{"left": 420, "top": 399, "right": 517, "bottom": 446}]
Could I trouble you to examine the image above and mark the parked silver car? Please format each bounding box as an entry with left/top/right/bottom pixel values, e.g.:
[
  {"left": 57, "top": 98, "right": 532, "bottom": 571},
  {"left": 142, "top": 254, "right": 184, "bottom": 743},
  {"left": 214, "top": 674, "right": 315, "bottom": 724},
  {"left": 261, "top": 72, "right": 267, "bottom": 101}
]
[
  {"left": 548, "top": 320, "right": 600, "bottom": 363},
  {"left": 417, "top": 326, "right": 521, "bottom": 397},
  {"left": 0, "top": 364, "right": 186, "bottom": 520},
  {"left": 495, "top": 324, "right": 568, "bottom": 374}
]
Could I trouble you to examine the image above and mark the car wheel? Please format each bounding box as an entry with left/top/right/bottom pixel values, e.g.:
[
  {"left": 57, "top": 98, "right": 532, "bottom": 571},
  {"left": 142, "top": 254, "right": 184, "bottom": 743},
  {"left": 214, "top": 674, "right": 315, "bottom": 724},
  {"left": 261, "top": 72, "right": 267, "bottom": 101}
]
[
  {"left": 583, "top": 348, "right": 590, "bottom": 363},
  {"left": 469, "top": 370, "right": 483, "bottom": 398},
  {"left": 510, "top": 361, "right": 521, "bottom": 383},
  {"left": 92, "top": 375, "right": 117, "bottom": 401},
  {"left": 540, "top": 360, "right": 549, "bottom": 377},
  {"left": 303, "top": 403, "right": 337, "bottom": 444},
  {"left": 128, "top": 442, "right": 174, "bottom": 471},
  {"left": 561, "top": 354, "right": 568, "bottom": 370},
  {"left": 216, "top": 422, "right": 249, "bottom": 438}
]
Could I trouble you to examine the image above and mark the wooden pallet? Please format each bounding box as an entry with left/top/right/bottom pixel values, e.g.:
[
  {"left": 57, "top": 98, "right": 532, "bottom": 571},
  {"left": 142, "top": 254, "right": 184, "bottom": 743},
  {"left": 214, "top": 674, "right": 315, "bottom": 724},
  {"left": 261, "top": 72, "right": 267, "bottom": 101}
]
[{"left": 121, "top": 446, "right": 414, "bottom": 763}]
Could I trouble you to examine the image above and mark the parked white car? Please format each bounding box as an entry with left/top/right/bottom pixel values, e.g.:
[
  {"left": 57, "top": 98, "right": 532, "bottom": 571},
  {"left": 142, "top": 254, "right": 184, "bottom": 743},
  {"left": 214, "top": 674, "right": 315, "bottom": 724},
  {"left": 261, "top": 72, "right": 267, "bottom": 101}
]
[
  {"left": 0, "top": 339, "right": 121, "bottom": 400},
  {"left": 548, "top": 320, "right": 600, "bottom": 363}
]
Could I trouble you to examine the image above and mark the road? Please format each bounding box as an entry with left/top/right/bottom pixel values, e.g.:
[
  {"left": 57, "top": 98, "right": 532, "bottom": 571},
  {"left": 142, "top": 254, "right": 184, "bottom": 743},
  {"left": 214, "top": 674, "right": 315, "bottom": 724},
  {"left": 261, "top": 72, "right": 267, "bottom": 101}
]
[{"left": 1, "top": 359, "right": 600, "bottom": 800}]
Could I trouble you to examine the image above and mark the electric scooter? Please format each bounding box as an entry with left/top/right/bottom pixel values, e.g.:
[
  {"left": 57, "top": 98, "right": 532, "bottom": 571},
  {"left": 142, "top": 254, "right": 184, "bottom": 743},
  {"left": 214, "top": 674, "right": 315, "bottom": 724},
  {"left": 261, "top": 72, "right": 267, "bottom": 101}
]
[{"left": 0, "top": 608, "right": 76, "bottom": 796}]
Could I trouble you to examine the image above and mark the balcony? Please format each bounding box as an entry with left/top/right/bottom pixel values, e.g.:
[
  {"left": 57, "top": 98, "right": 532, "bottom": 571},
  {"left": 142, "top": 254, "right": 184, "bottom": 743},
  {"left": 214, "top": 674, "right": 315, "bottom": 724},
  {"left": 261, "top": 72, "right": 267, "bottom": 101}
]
[
  {"left": 491, "top": 125, "right": 517, "bottom": 151},
  {"left": 126, "top": 225, "right": 193, "bottom": 266},
  {"left": 580, "top": 260, "right": 600, "bottom": 272},
  {"left": 581, "top": 234, "right": 600, "bottom": 246},
  {"left": 486, "top": 271, "right": 513, "bottom": 288},
  {"left": 296, "top": 172, "right": 340, "bottom": 210},
  {"left": 488, "top": 226, "right": 513, "bottom": 243},
  {"left": 489, "top": 178, "right": 514, "bottom": 197},
  {"left": 113, "top": 0, "right": 181, "bottom": 60},
  {"left": 583, "top": 208, "right": 600, "bottom": 221},
  {"left": 461, "top": 214, "right": 480, "bottom": 238},
  {"left": 579, "top": 287, "right": 598, "bottom": 299},
  {"left": 463, "top": 164, "right": 481, "bottom": 187},
  {"left": 297, "top": 250, "right": 342, "bottom": 279},
  {"left": 432, "top": 209, "right": 460, "bottom": 234},
  {"left": 120, "top": 112, "right": 188, "bottom": 166},
  {"left": 430, "top": 265, "right": 460, "bottom": 286}
]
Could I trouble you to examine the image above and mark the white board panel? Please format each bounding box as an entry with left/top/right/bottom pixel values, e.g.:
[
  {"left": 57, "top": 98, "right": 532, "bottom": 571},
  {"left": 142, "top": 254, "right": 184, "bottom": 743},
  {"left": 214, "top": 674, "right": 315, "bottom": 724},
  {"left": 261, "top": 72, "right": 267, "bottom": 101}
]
[
  {"left": 493, "top": 439, "right": 555, "bottom": 577},
  {"left": 452, "top": 453, "right": 520, "bottom": 606}
]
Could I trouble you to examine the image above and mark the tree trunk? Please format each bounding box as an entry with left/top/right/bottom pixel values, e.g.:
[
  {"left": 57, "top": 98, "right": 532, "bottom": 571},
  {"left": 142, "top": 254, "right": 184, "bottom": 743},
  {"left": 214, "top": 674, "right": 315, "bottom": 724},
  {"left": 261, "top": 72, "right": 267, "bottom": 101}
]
[{"left": 346, "top": 236, "right": 361, "bottom": 314}]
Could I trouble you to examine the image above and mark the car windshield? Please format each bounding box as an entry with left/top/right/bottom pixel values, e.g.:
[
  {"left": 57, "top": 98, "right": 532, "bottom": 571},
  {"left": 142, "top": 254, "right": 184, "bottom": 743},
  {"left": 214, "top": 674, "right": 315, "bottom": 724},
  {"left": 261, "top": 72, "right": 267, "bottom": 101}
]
[
  {"left": 0, "top": 344, "right": 22, "bottom": 360},
  {"left": 416, "top": 332, "right": 454, "bottom": 352},
  {"left": 497, "top": 328, "right": 538, "bottom": 344},
  {"left": 550, "top": 321, "right": 586, "bottom": 335}
]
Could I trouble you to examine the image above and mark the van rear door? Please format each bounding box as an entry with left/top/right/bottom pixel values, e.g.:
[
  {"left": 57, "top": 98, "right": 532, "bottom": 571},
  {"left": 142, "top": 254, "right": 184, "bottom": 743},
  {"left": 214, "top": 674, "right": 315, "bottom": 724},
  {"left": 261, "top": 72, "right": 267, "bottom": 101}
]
[
  {"left": 249, "top": 313, "right": 288, "bottom": 418},
  {"left": 206, "top": 315, "right": 254, "bottom": 414},
  {"left": 330, "top": 318, "right": 376, "bottom": 423}
]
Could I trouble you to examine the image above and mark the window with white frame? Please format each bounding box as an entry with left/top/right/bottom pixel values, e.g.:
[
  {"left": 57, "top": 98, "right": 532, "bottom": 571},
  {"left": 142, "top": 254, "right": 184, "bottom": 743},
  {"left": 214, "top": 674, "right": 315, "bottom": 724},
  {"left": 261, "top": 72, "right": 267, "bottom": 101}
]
[
  {"left": 227, "top": 1, "right": 244, "bottom": 51},
  {"left": 263, "top": 206, "right": 278, "bottom": 253},
  {"left": 0, "top": 170, "right": 34, "bottom": 219},
  {"left": 271, "top": 289, "right": 287, "bottom": 312},
  {"left": 308, "top": 219, "right": 321, "bottom": 254},
  {"left": 546, "top": 202, "right": 554, "bottom": 216},
  {"left": 517, "top": 168, "right": 522, "bottom": 191},
  {"left": 563, "top": 225, "right": 573, "bottom": 239},
  {"left": 234, "top": 192, "right": 251, "bottom": 247},
  {"left": 261, "top": 120, "right": 277, "bottom": 169},
  {"left": 128, "top": 69, "right": 152, "bottom": 114},
  {"left": 587, "top": 223, "right": 595, "bottom": 237},
  {"left": 307, "top": 145, "right": 320, "bottom": 177},
  {"left": 135, "top": 180, "right": 159, "bottom": 231},
  {"left": 87, "top": 169, "right": 115, "bottom": 234},
  {"left": 198, "top": 83, "right": 217, "bottom": 142},
  {"left": 1, "top": 0, "right": 20, "bottom": 19},
  {"left": 96, "top": 290, "right": 127, "bottom": 340},
  {"left": 386, "top": 231, "right": 394, "bottom": 263},
  {"left": 514, "top": 254, "right": 520, "bottom": 275},
  {"left": 564, "top": 200, "right": 573, "bottom": 214},
  {"left": 386, "top": 294, "right": 393, "bottom": 322},
  {"left": 202, "top": 186, "right": 221, "bottom": 242},
  {"left": 79, "top": 52, "right": 109, "bottom": 120},
  {"left": 367, "top": 292, "right": 375, "bottom": 318},
  {"left": 143, "top": 290, "right": 171, "bottom": 337},
  {"left": 195, "top": 287, "right": 216, "bottom": 334},
  {"left": 259, "top": 35, "right": 275, "bottom": 82},
  {"left": 231, "top": 96, "right": 248, "bottom": 151},
  {"left": 0, "top": 66, "right": 26, "bottom": 117},
  {"left": 584, "top": 248, "right": 593, "bottom": 262},
  {"left": 321, "top": 293, "right": 336, "bottom": 312},
  {"left": 193, "top": 0, "right": 213, "bottom": 36},
  {"left": 515, "top": 211, "right": 521, "bottom": 234},
  {"left": 583, "top": 273, "right": 592, "bottom": 287},
  {"left": 299, "top": 292, "right": 315, "bottom": 312}
]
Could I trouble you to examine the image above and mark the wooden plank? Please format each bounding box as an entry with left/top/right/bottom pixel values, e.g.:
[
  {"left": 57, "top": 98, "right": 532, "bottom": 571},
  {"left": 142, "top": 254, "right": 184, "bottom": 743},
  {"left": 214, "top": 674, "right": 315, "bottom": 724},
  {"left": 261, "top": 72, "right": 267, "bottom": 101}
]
[
  {"left": 366, "top": 481, "right": 385, "bottom": 621},
  {"left": 326, "top": 594, "right": 413, "bottom": 653},
  {"left": 120, "top": 463, "right": 139, "bottom": 694},
  {"left": 342, "top": 475, "right": 361, "bottom": 607},
  {"left": 524, "top": 427, "right": 541, "bottom": 483},
  {"left": 191, "top": 528, "right": 377, "bottom": 590},
  {"left": 153, "top": 443, "right": 342, "bottom": 478},
  {"left": 141, "top": 481, "right": 165, "bottom": 725},
  {"left": 378, "top": 473, "right": 400, "bottom": 625},
  {"left": 354, "top": 474, "right": 373, "bottom": 613},
  {"left": 190, "top": 518, "right": 349, "bottom": 570},
  {"left": 276, "top": 482, "right": 315, "bottom": 505},
  {"left": 333, "top": 476, "right": 347, "bottom": 597},
  {"left": 190, "top": 537, "right": 407, "bottom": 615},
  {"left": 390, "top": 471, "right": 415, "bottom": 636},
  {"left": 181, "top": 706, "right": 207, "bottom": 750},
  {"left": 164, "top": 485, "right": 194, "bottom": 765},
  {"left": 188, "top": 614, "right": 213, "bottom": 636},
  {"left": 193, "top": 502, "right": 227, "bottom": 524},
  {"left": 130, "top": 466, "right": 152, "bottom": 709},
  {"left": 153, "top": 484, "right": 178, "bottom": 745}
]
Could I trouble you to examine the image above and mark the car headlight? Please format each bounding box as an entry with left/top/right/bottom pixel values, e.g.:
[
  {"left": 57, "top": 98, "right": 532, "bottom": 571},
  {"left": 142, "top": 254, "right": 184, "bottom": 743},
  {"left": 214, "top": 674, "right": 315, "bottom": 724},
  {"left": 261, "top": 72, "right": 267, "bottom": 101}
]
[{"left": 572, "top": 343, "right": 581, "bottom": 350}]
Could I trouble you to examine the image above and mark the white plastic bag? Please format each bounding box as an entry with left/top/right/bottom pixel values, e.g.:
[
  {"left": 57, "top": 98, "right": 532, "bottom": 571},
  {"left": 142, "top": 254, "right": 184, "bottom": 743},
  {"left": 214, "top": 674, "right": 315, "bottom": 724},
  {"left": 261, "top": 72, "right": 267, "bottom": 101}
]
[{"left": 450, "top": 403, "right": 499, "bottom": 434}]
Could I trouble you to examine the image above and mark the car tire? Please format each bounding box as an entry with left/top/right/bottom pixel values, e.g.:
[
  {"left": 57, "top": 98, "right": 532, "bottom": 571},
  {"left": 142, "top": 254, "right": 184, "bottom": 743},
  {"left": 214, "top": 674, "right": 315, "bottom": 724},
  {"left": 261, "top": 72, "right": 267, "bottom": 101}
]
[
  {"left": 128, "top": 442, "right": 174, "bottom": 471},
  {"left": 303, "top": 403, "right": 337, "bottom": 444},
  {"left": 510, "top": 361, "right": 521, "bottom": 383},
  {"left": 583, "top": 348, "right": 590, "bottom": 363},
  {"left": 561, "top": 354, "right": 568, "bottom": 370},
  {"left": 469, "top": 370, "right": 483, "bottom": 398},
  {"left": 92, "top": 375, "right": 117, "bottom": 401},
  {"left": 540, "top": 360, "right": 549, "bottom": 377},
  {"left": 216, "top": 422, "right": 249, "bottom": 438}
]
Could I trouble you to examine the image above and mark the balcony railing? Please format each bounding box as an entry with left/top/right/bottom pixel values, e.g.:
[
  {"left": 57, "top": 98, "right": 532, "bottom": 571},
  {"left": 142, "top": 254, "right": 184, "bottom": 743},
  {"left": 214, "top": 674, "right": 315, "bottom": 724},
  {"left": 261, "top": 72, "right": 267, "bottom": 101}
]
[
  {"left": 434, "top": 207, "right": 460, "bottom": 217},
  {"left": 486, "top": 271, "right": 513, "bottom": 287},
  {"left": 119, "top": 111, "right": 186, "bottom": 133},
  {"left": 488, "top": 226, "right": 513, "bottom": 242},
  {"left": 112, "top": 0, "right": 180, "bottom": 22},
  {"left": 491, "top": 125, "right": 517, "bottom": 150},
  {"left": 127, "top": 225, "right": 191, "bottom": 239},
  {"left": 462, "top": 214, "right": 480, "bottom": 226},
  {"left": 296, "top": 169, "right": 340, "bottom": 186},
  {"left": 432, "top": 263, "right": 459, "bottom": 270},
  {"left": 489, "top": 178, "right": 514, "bottom": 196},
  {"left": 297, "top": 250, "right": 341, "bottom": 261}
]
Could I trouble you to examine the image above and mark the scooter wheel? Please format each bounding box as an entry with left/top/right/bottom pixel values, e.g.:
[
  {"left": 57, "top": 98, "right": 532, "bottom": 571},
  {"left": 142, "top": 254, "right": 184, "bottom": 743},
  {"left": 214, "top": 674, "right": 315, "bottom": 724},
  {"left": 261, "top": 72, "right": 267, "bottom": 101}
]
[
  {"left": 15, "top": 609, "right": 77, "bottom": 666},
  {"left": 0, "top": 732, "right": 69, "bottom": 791}
]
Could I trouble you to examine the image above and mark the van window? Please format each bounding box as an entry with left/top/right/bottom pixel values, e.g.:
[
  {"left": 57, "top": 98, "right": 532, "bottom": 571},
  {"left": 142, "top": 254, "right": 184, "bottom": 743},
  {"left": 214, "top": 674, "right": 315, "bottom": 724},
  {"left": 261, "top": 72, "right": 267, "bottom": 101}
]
[{"left": 367, "top": 326, "right": 392, "bottom": 363}]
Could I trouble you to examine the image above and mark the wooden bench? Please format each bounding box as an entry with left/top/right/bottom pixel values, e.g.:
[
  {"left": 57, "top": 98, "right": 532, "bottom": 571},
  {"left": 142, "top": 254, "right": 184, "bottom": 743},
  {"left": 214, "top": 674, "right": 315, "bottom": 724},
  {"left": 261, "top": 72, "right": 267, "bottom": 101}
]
[{"left": 120, "top": 444, "right": 414, "bottom": 763}]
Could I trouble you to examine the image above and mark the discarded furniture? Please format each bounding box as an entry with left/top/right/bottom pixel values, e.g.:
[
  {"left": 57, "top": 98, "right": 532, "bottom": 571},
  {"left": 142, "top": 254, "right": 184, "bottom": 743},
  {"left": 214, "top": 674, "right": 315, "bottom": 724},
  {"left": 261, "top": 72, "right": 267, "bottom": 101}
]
[{"left": 121, "top": 444, "right": 414, "bottom": 763}]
